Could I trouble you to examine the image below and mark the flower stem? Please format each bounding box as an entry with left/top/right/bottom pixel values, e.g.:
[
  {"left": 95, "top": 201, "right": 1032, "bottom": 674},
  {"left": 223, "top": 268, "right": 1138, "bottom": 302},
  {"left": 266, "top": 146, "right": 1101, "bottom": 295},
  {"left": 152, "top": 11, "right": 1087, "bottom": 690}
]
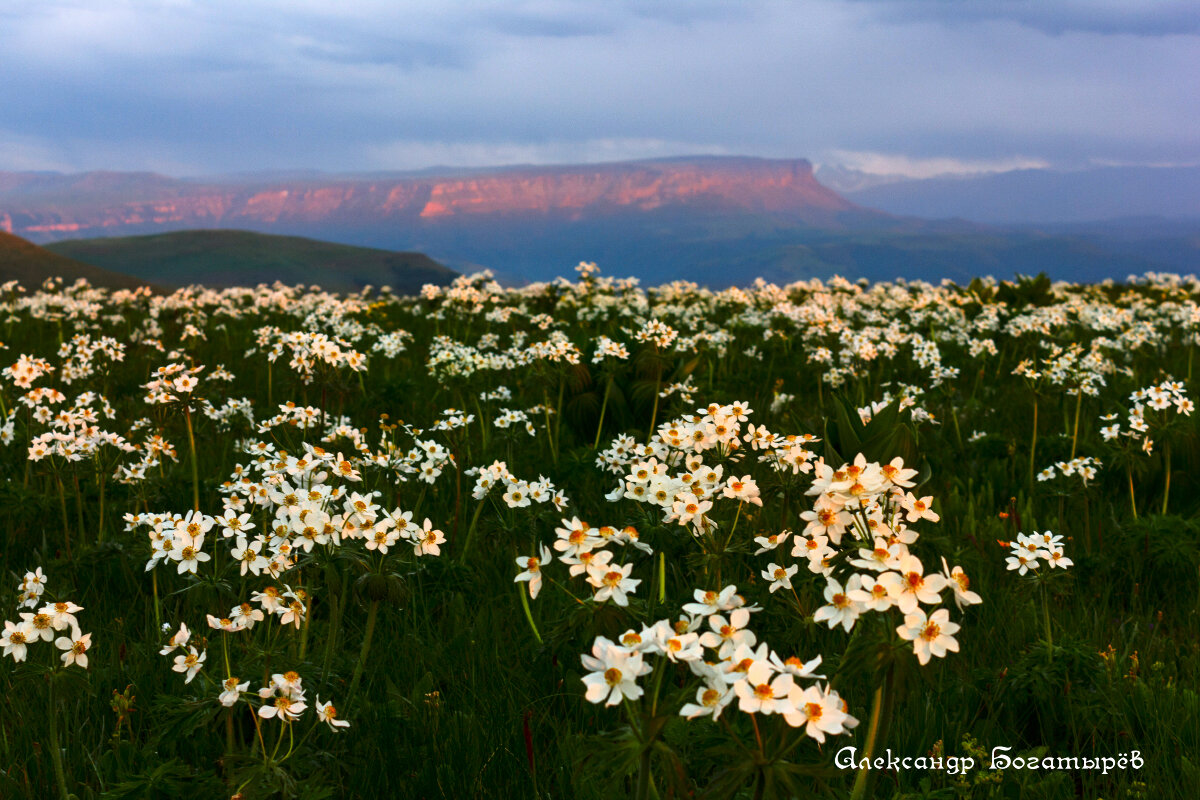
[
  {"left": 1127, "top": 464, "right": 1138, "bottom": 521},
  {"left": 518, "top": 583, "right": 542, "bottom": 644},
  {"left": 56, "top": 474, "right": 72, "bottom": 559},
  {"left": 47, "top": 679, "right": 71, "bottom": 800},
  {"left": 850, "top": 659, "right": 896, "bottom": 800},
  {"left": 1042, "top": 584, "right": 1054, "bottom": 663},
  {"left": 657, "top": 551, "right": 665, "bottom": 604},
  {"left": 1162, "top": 442, "right": 1172, "bottom": 516},
  {"left": 459, "top": 501, "right": 486, "bottom": 563},
  {"left": 1069, "top": 388, "right": 1083, "bottom": 459},
  {"left": 647, "top": 363, "right": 662, "bottom": 440},
  {"left": 348, "top": 599, "right": 379, "bottom": 700},
  {"left": 593, "top": 374, "right": 613, "bottom": 450},
  {"left": 1027, "top": 397, "right": 1038, "bottom": 491},
  {"left": 151, "top": 569, "right": 161, "bottom": 632},
  {"left": 184, "top": 406, "right": 200, "bottom": 512}
]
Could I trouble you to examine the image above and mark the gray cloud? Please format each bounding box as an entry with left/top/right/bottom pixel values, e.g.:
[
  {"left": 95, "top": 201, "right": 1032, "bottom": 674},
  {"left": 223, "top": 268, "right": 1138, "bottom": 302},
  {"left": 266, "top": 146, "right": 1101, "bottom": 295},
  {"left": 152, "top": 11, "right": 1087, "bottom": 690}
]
[
  {"left": 850, "top": 0, "right": 1200, "bottom": 37},
  {"left": 0, "top": 0, "right": 1195, "bottom": 174}
]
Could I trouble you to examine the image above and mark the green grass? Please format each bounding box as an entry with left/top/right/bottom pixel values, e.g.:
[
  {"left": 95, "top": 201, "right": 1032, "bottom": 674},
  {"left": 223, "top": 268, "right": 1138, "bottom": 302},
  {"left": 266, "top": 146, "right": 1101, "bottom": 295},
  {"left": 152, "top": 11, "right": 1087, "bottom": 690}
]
[
  {"left": 46, "top": 230, "right": 457, "bottom": 294},
  {"left": 0, "top": 231, "right": 152, "bottom": 290},
  {"left": 0, "top": 272, "right": 1197, "bottom": 799}
]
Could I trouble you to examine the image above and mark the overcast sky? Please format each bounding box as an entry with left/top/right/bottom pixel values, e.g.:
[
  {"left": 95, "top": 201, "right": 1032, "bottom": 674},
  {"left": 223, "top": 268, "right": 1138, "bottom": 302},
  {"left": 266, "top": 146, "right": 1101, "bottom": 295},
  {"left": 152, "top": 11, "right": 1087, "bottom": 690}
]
[{"left": 0, "top": 0, "right": 1197, "bottom": 177}]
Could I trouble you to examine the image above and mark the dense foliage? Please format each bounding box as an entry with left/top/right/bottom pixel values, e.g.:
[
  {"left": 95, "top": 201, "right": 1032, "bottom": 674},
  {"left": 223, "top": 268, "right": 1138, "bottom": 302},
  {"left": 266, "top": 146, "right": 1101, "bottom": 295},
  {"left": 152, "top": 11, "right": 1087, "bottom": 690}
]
[{"left": 1, "top": 265, "right": 1198, "bottom": 799}]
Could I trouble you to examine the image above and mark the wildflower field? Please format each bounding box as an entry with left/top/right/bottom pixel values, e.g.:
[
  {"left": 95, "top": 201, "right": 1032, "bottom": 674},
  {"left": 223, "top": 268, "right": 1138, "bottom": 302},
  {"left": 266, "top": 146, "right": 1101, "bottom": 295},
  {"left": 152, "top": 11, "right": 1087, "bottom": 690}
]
[{"left": 2, "top": 265, "right": 1199, "bottom": 800}]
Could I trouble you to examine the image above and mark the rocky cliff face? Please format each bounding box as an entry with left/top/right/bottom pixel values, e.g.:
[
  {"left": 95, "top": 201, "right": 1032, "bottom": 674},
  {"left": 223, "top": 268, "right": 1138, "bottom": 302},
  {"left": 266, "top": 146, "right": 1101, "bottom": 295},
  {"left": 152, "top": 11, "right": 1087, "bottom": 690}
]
[{"left": 0, "top": 158, "right": 858, "bottom": 242}]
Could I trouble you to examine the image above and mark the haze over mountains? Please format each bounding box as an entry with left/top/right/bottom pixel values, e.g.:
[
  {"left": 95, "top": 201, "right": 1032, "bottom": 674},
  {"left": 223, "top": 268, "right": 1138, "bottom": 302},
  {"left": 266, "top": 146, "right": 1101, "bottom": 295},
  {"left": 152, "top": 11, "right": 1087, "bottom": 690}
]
[{"left": 2, "top": 156, "right": 1198, "bottom": 287}]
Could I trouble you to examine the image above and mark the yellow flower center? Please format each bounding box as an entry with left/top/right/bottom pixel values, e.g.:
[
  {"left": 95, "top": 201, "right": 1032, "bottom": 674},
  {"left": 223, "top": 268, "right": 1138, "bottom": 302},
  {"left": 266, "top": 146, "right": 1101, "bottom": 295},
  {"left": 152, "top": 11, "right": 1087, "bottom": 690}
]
[{"left": 603, "top": 667, "right": 622, "bottom": 686}]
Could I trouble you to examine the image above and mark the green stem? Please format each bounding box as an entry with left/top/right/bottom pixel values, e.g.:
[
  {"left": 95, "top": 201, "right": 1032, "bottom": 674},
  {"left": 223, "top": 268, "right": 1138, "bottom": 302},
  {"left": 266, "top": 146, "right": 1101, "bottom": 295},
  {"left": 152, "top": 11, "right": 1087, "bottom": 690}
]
[
  {"left": 1128, "top": 464, "right": 1138, "bottom": 521},
  {"left": 723, "top": 501, "right": 744, "bottom": 549},
  {"left": 1162, "top": 442, "right": 1172, "bottom": 516},
  {"left": 542, "top": 389, "right": 558, "bottom": 467},
  {"left": 593, "top": 374, "right": 613, "bottom": 450},
  {"left": 348, "top": 599, "right": 380, "bottom": 700},
  {"left": 151, "top": 569, "right": 161, "bottom": 632},
  {"left": 518, "top": 583, "right": 542, "bottom": 644},
  {"left": 849, "top": 659, "right": 896, "bottom": 800},
  {"left": 459, "top": 501, "right": 486, "bottom": 563},
  {"left": 47, "top": 679, "right": 71, "bottom": 800},
  {"left": 1042, "top": 584, "right": 1054, "bottom": 662},
  {"left": 1028, "top": 397, "right": 1038, "bottom": 492},
  {"left": 1069, "top": 388, "right": 1083, "bottom": 459},
  {"left": 185, "top": 406, "right": 200, "bottom": 512},
  {"left": 657, "top": 552, "right": 666, "bottom": 604},
  {"left": 56, "top": 475, "right": 73, "bottom": 559},
  {"left": 646, "top": 363, "right": 662, "bottom": 440},
  {"left": 298, "top": 592, "right": 312, "bottom": 661},
  {"left": 97, "top": 472, "right": 106, "bottom": 544},
  {"left": 320, "top": 576, "right": 344, "bottom": 683}
]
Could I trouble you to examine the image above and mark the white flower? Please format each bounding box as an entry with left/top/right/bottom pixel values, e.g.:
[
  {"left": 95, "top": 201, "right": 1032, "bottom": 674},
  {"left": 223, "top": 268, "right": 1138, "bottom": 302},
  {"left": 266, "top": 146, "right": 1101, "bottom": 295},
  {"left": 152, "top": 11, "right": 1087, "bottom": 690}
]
[
  {"left": 316, "top": 697, "right": 351, "bottom": 730},
  {"left": 679, "top": 682, "right": 734, "bottom": 720},
  {"left": 580, "top": 637, "right": 651, "bottom": 705},
  {"left": 761, "top": 562, "right": 798, "bottom": 594},
  {"left": 515, "top": 544, "right": 553, "bottom": 599},
  {"left": 172, "top": 646, "right": 206, "bottom": 683},
  {"left": 897, "top": 608, "right": 961, "bottom": 665},
  {"left": 940, "top": 558, "right": 983, "bottom": 608},
  {"left": 878, "top": 556, "right": 946, "bottom": 614},
  {"left": 812, "top": 576, "right": 863, "bottom": 632},
  {"left": 587, "top": 560, "right": 641, "bottom": 606},
  {"left": 783, "top": 684, "right": 856, "bottom": 742},
  {"left": 219, "top": 677, "right": 249, "bottom": 707},
  {"left": 1, "top": 620, "right": 35, "bottom": 662},
  {"left": 734, "top": 660, "right": 795, "bottom": 715}
]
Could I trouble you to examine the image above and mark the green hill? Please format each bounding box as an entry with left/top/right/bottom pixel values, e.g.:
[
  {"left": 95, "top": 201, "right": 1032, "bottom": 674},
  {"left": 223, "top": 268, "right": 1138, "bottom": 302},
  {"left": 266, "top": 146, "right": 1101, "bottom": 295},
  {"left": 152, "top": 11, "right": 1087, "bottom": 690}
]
[
  {"left": 46, "top": 229, "right": 458, "bottom": 294},
  {"left": 0, "top": 230, "right": 154, "bottom": 290}
]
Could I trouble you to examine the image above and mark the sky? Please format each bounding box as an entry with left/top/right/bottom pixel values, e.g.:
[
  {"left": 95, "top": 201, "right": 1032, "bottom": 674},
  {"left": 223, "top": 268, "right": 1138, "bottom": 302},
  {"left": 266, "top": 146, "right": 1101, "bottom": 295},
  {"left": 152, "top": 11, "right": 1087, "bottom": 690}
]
[{"left": 0, "top": 0, "right": 1197, "bottom": 178}]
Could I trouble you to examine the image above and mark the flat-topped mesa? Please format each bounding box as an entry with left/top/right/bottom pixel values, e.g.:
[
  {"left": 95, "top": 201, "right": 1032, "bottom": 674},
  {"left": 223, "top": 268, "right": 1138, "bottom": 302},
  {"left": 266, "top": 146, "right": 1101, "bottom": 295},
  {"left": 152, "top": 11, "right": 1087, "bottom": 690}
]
[
  {"left": 0, "top": 158, "right": 858, "bottom": 241},
  {"left": 410, "top": 158, "right": 853, "bottom": 218}
]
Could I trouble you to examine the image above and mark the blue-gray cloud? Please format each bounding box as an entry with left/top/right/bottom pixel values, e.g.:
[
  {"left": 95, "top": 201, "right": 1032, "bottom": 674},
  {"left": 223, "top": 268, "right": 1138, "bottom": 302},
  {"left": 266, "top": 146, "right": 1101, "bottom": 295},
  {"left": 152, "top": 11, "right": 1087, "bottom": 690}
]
[
  {"left": 850, "top": 0, "right": 1200, "bottom": 37},
  {"left": 0, "top": 0, "right": 1195, "bottom": 175}
]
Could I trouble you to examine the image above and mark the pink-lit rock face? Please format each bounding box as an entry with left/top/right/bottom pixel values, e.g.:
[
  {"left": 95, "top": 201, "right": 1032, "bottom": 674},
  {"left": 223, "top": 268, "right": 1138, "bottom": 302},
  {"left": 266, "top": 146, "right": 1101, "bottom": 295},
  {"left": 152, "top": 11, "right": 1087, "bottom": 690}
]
[{"left": 1, "top": 158, "right": 858, "bottom": 242}]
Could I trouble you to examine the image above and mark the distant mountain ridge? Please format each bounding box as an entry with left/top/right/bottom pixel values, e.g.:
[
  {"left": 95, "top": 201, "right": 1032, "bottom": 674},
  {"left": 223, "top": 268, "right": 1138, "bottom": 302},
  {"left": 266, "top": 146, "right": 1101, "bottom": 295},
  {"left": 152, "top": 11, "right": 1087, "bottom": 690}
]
[
  {"left": 0, "top": 157, "right": 866, "bottom": 242},
  {"left": 2, "top": 157, "right": 1197, "bottom": 287},
  {"left": 0, "top": 230, "right": 153, "bottom": 290},
  {"left": 45, "top": 230, "right": 457, "bottom": 294}
]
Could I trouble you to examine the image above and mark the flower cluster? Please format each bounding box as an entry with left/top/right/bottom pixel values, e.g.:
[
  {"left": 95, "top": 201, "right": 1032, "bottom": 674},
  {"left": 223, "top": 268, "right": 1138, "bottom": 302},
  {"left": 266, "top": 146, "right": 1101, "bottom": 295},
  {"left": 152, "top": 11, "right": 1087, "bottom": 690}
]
[
  {"left": 1005, "top": 531, "right": 1073, "bottom": 575},
  {"left": 1, "top": 569, "right": 91, "bottom": 668},
  {"left": 788, "top": 455, "right": 982, "bottom": 665}
]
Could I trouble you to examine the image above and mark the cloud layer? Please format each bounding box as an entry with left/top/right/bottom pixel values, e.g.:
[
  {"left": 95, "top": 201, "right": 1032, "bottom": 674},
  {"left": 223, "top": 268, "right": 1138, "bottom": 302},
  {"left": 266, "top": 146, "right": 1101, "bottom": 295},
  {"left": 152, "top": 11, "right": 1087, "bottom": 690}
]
[{"left": 0, "top": 0, "right": 1196, "bottom": 174}]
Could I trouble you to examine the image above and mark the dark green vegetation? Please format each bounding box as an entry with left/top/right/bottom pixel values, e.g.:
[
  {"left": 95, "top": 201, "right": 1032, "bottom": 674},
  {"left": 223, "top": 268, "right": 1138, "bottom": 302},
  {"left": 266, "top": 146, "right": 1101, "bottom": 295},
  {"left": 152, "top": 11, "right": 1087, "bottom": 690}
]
[
  {"left": 0, "top": 231, "right": 150, "bottom": 290},
  {"left": 1, "top": 272, "right": 1198, "bottom": 799},
  {"left": 47, "top": 230, "right": 457, "bottom": 294}
]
